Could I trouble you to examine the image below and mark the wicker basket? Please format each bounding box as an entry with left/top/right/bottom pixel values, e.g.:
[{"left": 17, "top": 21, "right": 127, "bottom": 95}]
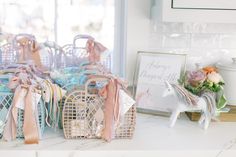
[
  {"left": 62, "top": 77, "right": 136, "bottom": 140},
  {"left": 0, "top": 93, "right": 12, "bottom": 138},
  {"left": 62, "top": 35, "right": 111, "bottom": 70},
  {"left": 58, "top": 83, "right": 83, "bottom": 129},
  {"left": 186, "top": 105, "right": 236, "bottom": 122},
  {"left": 40, "top": 41, "right": 66, "bottom": 70},
  {"left": 0, "top": 92, "right": 46, "bottom": 139},
  {"left": 51, "top": 34, "right": 112, "bottom": 130},
  {"left": 0, "top": 43, "right": 17, "bottom": 65}
]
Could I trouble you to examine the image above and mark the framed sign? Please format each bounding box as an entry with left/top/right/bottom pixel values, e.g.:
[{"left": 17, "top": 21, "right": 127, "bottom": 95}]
[
  {"left": 133, "top": 51, "right": 186, "bottom": 115},
  {"left": 172, "top": 0, "right": 236, "bottom": 10}
]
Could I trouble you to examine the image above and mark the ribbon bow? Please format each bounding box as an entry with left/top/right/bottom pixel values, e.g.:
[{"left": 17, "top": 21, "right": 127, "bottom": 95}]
[
  {"left": 3, "top": 72, "right": 40, "bottom": 144},
  {"left": 16, "top": 37, "right": 43, "bottom": 69},
  {"left": 86, "top": 39, "right": 107, "bottom": 63},
  {"left": 89, "top": 75, "right": 128, "bottom": 142}
]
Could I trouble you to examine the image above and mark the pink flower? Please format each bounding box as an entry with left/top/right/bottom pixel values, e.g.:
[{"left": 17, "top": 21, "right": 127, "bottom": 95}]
[{"left": 187, "top": 70, "right": 206, "bottom": 87}]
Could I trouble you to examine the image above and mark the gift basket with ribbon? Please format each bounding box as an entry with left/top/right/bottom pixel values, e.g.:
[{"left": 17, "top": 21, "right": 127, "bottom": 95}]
[
  {"left": 0, "top": 33, "right": 136, "bottom": 144},
  {"left": 49, "top": 35, "right": 112, "bottom": 129},
  {"left": 0, "top": 34, "right": 48, "bottom": 144},
  {"left": 62, "top": 74, "right": 136, "bottom": 141},
  {"left": 61, "top": 35, "right": 136, "bottom": 142},
  {"left": 0, "top": 65, "right": 46, "bottom": 144}
]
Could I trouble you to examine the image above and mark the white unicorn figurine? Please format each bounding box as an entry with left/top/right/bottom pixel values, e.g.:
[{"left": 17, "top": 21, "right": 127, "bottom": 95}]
[{"left": 162, "top": 81, "right": 211, "bottom": 129}]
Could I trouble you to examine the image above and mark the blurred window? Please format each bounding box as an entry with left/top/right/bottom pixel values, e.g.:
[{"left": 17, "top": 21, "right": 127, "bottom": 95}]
[{"left": 0, "top": 0, "right": 114, "bottom": 50}]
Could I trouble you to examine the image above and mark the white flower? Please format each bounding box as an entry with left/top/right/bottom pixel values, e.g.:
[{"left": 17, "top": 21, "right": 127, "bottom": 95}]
[{"left": 207, "top": 72, "right": 224, "bottom": 84}]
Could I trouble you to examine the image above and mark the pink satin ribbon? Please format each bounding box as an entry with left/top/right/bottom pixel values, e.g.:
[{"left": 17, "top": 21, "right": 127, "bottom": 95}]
[
  {"left": 23, "top": 86, "right": 39, "bottom": 144},
  {"left": 82, "top": 64, "right": 111, "bottom": 75},
  {"left": 90, "top": 75, "right": 127, "bottom": 142},
  {"left": 17, "top": 37, "right": 43, "bottom": 70},
  {"left": 99, "top": 79, "right": 117, "bottom": 142},
  {"left": 86, "top": 39, "right": 107, "bottom": 63},
  {"left": 3, "top": 86, "right": 21, "bottom": 141},
  {"left": 3, "top": 73, "right": 39, "bottom": 144}
]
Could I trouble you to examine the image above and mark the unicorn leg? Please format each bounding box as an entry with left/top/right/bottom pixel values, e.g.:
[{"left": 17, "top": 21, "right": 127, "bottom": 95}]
[
  {"left": 203, "top": 114, "right": 211, "bottom": 130},
  {"left": 198, "top": 113, "right": 205, "bottom": 126},
  {"left": 201, "top": 104, "right": 210, "bottom": 130},
  {"left": 169, "top": 109, "right": 180, "bottom": 128}
]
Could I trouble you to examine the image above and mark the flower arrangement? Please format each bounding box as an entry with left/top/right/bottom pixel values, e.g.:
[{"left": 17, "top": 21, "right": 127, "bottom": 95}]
[
  {"left": 184, "top": 66, "right": 224, "bottom": 95},
  {"left": 181, "top": 66, "right": 227, "bottom": 109}
]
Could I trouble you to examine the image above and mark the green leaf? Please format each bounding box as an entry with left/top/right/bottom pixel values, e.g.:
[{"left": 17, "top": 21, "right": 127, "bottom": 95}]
[{"left": 217, "top": 94, "right": 227, "bottom": 110}]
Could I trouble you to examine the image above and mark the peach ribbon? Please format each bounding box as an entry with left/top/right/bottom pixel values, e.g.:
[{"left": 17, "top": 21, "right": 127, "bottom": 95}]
[
  {"left": 99, "top": 79, "right": 118, "bottom": 142},
  {"left": 23, "top": 86, "right": 39, "bottom": 144},
  {"left": 90, "top": 75, "right": 127, "bottom": 142},
  {"left": 2, "top": 86, "right": 21, "bottom": 141},
  {"left": 86, "top": 39, "right": 107, "bottom": 63},
  {"left": 3, "top": 77, "right": 39, "bottom": 144},
  {"left": 17, "top": 37, "right": 43, "bottom": 69}
]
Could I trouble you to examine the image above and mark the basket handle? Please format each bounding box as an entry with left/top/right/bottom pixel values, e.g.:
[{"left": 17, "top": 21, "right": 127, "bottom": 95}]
[
  {"left": 84, "top": 77, "right": 109, "bottom": 95},
  {"left": 62, "top": 44, "right": 73, "bottom": 51},
  {"left": 73, "top": 34, "right": 94, "bottom": 49},
  {"left": 73, "top": 34, "right": 94, "bottom": 42},
  {"left": 13, "top": 34, "right": 36, "bottom": 45},
  {"left": 43, "top": 41, "right": 62, "bottom": 51},
  {"left": 0, "top": 74, "right": 10, "bottom": 79},
  {"left": 79, "top": 63, "right": 111, "bottom": 75},
  {"left": 62, "top": 82, "right": 81, "bottom": 91}
]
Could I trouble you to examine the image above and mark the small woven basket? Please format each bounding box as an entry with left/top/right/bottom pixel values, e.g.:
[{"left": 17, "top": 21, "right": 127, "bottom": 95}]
[
  {"left": 0, "top": 92, "right": 46, "bottom": 139},
  {"left": 62, "top": 77, "right": 136, "bottom": 140}
]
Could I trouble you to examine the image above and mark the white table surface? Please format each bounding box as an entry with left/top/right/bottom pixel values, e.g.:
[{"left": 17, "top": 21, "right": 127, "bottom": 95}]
[{"left": 1, "top": 113, "right": 236, "bottom": 157}]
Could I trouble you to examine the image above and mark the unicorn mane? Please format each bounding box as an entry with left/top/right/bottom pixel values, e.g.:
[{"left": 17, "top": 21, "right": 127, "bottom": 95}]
[{"left": 170, "top": 83, "right": 199, "bottom": 106}]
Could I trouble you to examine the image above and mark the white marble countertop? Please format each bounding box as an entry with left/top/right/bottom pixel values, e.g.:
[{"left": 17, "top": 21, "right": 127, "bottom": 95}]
[{"left": 1, "top": 113, "right": 236, "bottom": 157}]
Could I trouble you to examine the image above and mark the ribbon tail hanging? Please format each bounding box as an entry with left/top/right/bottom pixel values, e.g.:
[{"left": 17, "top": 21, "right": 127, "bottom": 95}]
[{"left": 23, "top": 87, "right": 39, "bottom": 144}]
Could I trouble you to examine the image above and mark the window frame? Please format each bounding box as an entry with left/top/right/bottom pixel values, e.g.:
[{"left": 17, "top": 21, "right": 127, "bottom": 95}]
[{"left": 113, "top": 0, "right": 127, "bottom": 77}]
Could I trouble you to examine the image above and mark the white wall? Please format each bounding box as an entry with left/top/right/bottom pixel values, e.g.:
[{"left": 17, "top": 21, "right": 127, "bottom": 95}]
[
  {"left": 126, "top": 0, "right": 236, "bottom": 84},
  {"left": 126, "top": 0, "right": 151, "bottom": 83}
]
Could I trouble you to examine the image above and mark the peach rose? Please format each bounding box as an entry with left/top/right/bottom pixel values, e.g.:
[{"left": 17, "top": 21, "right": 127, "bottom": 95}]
[
  {"left": 202, "top": 66, "right": 217, "bottom": 74},
  {"left": 207, "top": 72, "right": 224, "bottom": 84}
]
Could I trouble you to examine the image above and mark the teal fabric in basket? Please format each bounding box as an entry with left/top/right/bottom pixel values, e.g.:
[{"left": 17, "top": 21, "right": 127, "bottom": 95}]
[
  {"left": 0, "top": 74, "right": 12, "bottom": 138},
  {"left": 0, "top": 75, "right": 11, "bottom": 93}
]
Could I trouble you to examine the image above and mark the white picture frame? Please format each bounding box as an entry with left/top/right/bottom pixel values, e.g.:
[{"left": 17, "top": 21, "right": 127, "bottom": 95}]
[
  {"left": 133, "top": 51, "right": 187, "bottom": 115},
  {"left": 172, "top": 0, "right": 236, "bottom": 10}
]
